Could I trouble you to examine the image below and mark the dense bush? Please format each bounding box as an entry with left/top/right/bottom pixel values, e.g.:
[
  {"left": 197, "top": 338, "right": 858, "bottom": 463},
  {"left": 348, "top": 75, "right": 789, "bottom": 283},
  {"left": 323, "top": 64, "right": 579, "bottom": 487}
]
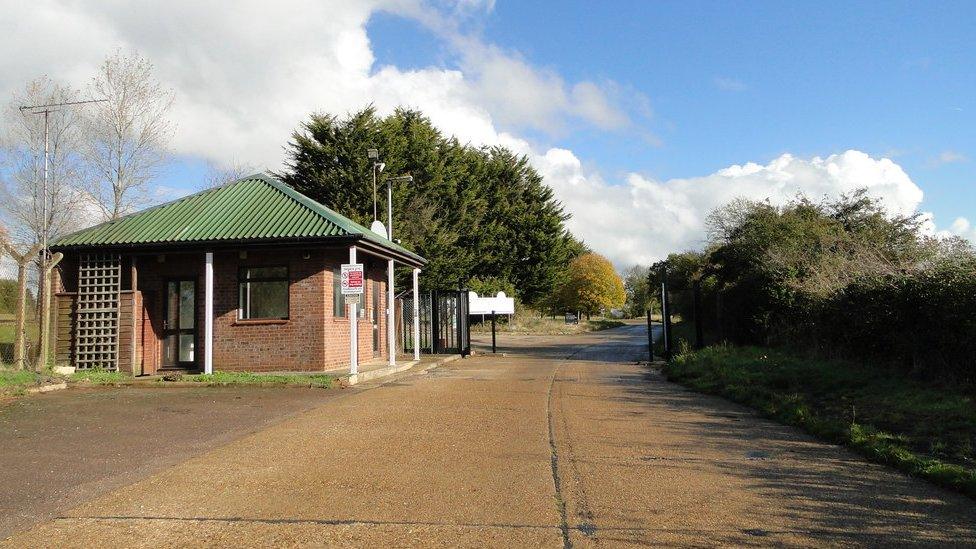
[
  {"left": 655, "top": 192, "right": 976, "bottom": 384},
  {"left": 0, "top": 279, "right": 31, "bottom": 315}
]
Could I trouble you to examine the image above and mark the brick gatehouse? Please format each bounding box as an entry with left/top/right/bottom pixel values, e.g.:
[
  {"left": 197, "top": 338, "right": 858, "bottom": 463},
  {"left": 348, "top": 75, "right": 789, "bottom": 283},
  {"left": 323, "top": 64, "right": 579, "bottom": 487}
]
[{"left": 50, "top": 174, "right": 426, "bottom": 375}]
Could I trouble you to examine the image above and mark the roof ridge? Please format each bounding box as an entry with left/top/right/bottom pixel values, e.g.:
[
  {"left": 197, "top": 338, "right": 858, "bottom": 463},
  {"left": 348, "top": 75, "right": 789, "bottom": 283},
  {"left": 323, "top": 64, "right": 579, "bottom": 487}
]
[
  {"left": 50, "top": 172, "right": 424, "bottom": 265},
  {"left": 260, "top": 175, "right": 398, "bottom": 244}
]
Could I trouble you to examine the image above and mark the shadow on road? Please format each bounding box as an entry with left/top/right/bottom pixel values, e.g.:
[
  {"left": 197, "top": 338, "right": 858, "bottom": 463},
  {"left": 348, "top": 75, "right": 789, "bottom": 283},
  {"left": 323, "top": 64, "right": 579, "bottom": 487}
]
[{"left": 604, "top": 367, "right": 976, "bottom": 545}]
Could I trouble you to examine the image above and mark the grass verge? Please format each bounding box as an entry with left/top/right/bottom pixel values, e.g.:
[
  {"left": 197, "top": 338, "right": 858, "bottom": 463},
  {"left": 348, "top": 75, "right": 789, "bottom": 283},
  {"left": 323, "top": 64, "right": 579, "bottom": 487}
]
[
  {"left": 71, "top": 368, "right": 128, "bottom": 385},
  {"left": 663, "top": 344, "right": 976, "bottom": 499},
  {"left": 0, "top": 369, "right": 43, "bottom": 394},
  {"left": 179, "top": 371, "right": 333, "bottom": 388}
]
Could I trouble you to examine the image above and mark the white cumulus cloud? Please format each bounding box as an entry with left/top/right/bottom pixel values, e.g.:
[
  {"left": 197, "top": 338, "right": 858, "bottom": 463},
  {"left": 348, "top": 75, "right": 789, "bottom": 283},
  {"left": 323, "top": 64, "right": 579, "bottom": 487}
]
[
  {"left": 0, "top": 0, "right": 638, "bottom": 169},
  {"left": 535, "top": 149, "right": 926, "bottom": 268},
  {"left": 0, "top": 1, "right": 956, "bottom": 272}
]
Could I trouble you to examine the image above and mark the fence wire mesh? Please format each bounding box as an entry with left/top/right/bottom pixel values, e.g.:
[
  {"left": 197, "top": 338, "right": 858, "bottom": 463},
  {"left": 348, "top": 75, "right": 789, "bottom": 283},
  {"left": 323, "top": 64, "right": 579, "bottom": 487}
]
[{"left": 0, "top": 259, "right": 41, "bottom": 369}]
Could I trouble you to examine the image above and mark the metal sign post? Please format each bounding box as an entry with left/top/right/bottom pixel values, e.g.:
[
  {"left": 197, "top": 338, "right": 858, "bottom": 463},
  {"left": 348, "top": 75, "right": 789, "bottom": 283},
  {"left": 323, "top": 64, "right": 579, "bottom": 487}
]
[
  {"left": 342, "top": 259, "right": 364, "bottom": 374},
  {"left": 341, "top": 263, "right": 364, "bottom": 296}
]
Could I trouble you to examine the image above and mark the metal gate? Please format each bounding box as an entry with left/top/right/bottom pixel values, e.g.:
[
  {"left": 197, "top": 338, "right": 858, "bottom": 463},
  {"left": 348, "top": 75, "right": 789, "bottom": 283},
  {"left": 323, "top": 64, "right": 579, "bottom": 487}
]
[{"left": 400, "top": 290, "right": 470, "bottom": 356}]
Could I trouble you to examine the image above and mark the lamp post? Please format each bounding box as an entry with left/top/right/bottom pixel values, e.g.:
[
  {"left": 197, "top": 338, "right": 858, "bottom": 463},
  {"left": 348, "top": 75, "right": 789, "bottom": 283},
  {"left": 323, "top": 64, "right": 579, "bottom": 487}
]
[{"left": 367, "top": 148, "right": 385, "bottom": 222}]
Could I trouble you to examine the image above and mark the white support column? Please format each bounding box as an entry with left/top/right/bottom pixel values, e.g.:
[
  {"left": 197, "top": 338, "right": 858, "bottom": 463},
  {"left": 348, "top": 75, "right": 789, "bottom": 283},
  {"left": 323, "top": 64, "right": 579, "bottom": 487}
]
[
  {"left": 412, "top": 268, "right": 420, "bottom": 361},
  {"left": 204, "top": 252, "right": 214, "bottom": 375},
  {"left": 387, "top": 258, "right": 395, "bottom": 366},
  {"left": 349, "top": 246, "right": 358, "bottom": 375}
]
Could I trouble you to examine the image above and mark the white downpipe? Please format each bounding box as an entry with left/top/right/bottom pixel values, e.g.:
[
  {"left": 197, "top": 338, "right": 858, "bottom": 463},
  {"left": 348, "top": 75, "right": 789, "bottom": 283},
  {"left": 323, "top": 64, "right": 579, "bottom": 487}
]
[
  {"left": 349, "top": 246, "right": 358, "bottom": 375},
  {"left": 412, "top": 268, "right": 420, "bottom": 361},
  {"left": 388, "top": 258, "right": 395, "bottom": 366},
  {"left": 204, "top": 252, "right": 214, "bottom": 375}
]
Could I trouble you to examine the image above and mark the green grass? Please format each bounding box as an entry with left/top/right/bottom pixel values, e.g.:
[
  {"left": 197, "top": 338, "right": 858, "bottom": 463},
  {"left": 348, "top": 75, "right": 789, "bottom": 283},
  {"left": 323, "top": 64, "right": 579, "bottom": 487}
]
[
  {"left": 0, "top": 322, "right": 38, "bottom": 344},
  {"left": 663, "top": 344, "right": 976, "bottom": 499},
  {"left": 0, "top": 369, "right": 42, "bottom": 392},
  {"left": 71, "top": 368, "right": 128, "bottom": 384},
  {"left": 179, "top": 371, "right": 333, "bottom": 388}
]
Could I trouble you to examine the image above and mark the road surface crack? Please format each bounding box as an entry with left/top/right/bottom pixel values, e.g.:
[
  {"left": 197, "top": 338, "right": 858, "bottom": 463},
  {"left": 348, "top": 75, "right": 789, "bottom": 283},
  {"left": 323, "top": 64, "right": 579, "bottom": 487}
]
[{"left": 546, "top": 342, "right": 596, "bottom": 549}]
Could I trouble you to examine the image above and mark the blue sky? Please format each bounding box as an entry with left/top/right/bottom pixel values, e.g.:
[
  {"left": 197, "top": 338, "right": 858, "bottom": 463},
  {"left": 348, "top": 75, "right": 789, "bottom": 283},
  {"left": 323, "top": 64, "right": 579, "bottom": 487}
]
[
  {"left": 368, "top": 1, "right": 974, "bottom": 226},
  {"left": 4, "top": 0, "right": 974, "bottom": 266}
]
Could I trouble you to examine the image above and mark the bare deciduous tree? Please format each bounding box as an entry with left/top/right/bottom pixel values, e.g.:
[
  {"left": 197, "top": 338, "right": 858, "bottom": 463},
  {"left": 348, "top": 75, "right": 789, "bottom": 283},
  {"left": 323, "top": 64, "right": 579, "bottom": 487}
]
[
  {"left": 83, "top": 51, "right": 174, "bottom": 220},
  {"left": 1, "top": 77, "right": 89, "bottom": 249},
  {"left": 204, "top": 160, "right": 259, "bottom": 189}
]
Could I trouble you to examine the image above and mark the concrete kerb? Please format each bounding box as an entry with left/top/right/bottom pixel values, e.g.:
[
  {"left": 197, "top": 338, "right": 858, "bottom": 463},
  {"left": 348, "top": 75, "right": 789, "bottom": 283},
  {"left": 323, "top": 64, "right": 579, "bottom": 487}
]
[
  {"left": 344, "top": 354, "right": 463, "bottom": 386},
  {"left": 6, "top": 355, "right": 468, "bottom": 396},
  {"left": 26, "top": 382, "right": 68, "bottom": 394}
]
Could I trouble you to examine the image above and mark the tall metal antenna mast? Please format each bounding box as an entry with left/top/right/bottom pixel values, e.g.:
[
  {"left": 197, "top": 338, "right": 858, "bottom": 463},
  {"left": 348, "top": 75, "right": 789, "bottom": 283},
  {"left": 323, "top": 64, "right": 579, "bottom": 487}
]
[{"left": 18, "top": 97, "right": 107, "bottom": 262}]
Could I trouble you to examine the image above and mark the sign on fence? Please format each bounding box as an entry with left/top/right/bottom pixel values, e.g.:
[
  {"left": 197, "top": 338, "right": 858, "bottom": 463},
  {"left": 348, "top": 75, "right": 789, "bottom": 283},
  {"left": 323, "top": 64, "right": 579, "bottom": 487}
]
[{"left": 340, "top": 263, "right": 364, "bottom": 295}]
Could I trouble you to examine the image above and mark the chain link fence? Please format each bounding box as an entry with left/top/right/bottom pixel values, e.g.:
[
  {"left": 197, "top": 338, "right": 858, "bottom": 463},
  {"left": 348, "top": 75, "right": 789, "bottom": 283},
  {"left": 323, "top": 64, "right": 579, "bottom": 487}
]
[{"left": 0, "top": 259, "right": 41, "bottom": 369}]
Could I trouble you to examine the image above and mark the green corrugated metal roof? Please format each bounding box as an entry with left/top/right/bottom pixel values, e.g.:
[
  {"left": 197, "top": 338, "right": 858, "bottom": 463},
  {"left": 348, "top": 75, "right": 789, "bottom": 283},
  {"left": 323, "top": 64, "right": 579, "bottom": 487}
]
[{"left": 52, "top": 174, "right": 424, "bottom": 264}]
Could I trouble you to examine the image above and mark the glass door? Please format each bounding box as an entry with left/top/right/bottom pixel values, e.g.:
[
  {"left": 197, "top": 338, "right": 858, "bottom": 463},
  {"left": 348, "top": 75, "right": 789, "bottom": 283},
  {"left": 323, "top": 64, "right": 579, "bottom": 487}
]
[{"left": 162, "top": 279, "right": 196, "bottom": 368}]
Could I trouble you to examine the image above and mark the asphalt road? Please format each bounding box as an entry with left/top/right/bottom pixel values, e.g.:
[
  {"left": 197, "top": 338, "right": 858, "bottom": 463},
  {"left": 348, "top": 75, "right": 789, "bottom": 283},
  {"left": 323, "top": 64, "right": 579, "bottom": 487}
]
[
  {"left": 3, "top": 324, "right": 976, "bottom": 547},
  {"left": 0, "top": 385, "right": 338, "bottom": 539}
]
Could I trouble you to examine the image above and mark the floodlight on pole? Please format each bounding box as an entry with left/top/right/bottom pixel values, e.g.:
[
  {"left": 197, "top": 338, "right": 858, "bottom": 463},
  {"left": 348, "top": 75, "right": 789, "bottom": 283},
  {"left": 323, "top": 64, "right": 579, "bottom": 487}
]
[{"left": 367, "top": 148, "right": 385, "bottom": 222}]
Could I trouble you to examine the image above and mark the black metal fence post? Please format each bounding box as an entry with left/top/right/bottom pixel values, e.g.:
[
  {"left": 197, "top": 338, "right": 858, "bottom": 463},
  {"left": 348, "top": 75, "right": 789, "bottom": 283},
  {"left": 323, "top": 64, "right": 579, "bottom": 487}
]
[
  {"left": 430, "top": 290, "right": 440, "bottom": 354},
  {"left": 461, "top": 290, "right": 471, "bottom": 357},
  {"left": 661, "top": 274, "right": 672, "bottom": 361},
  {"left": 646, "top": 309, "right": 653, "bottom": 362},
  {"left": 491, "top": 310, "right": 496, "bottom": 353},
  {"left": 693, "top": 279, "right": 704, "bottom": 350}
]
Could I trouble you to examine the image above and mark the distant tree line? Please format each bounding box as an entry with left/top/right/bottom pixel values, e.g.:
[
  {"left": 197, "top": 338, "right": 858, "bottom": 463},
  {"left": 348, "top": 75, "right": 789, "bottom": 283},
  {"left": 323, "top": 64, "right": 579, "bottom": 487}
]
[
  {"left": 652, "top": 191, "right": 976, "bottom": 383},
  {"left": 281, "top": 107, "right": 587, "bottom": 306}
]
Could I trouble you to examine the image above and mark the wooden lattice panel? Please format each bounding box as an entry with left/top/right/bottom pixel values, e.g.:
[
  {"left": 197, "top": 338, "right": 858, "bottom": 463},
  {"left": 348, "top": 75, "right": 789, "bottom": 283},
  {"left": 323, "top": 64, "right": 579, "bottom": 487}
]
[{"left": 75, "top": 253, "right": 121, "bottom": 370}]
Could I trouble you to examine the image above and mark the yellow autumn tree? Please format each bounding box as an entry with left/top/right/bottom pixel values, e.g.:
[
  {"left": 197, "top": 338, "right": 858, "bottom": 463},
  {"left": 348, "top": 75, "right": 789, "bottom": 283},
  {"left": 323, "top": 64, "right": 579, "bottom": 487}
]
[{"left": 557, "top": 253, "right": 626, "bottom": 318}]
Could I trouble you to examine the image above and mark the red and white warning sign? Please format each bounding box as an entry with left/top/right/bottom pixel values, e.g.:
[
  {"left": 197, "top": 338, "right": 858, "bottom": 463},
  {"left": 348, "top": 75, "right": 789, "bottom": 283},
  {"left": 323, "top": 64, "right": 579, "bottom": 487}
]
[{"left": 340, "top": 263, "right": 364, "bottom": 295}]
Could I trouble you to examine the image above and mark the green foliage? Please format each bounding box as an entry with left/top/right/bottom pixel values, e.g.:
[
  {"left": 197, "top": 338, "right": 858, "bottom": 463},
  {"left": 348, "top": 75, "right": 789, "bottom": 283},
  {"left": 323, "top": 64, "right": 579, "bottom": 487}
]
[
  {"left": 664, "top": 345, "right": 976, "bottom": 499},
  {"left": 181, "top": 371, "right": 333, "bottom": 388},
  {"left": 556, "top": 253, "right": 625, "bottom": 316},
  {"left": 280, "top": 107, "right": 582, "bottom": 305},
  {"left": 659, "top": 192, "right": 976, "bottom": 382},
  {"left": 466, "top": 276, "right": 516, "bottom": 298},
  {"left": 0, "top": 368, "right": 41, "bottom": 390},
  {"left": 71, "top": 368, "right": 127, "bottom": 384},
  {"left": 0, "top": 280, "right": 32, "bottom": 315},
  {"left": 622, "top": 265, "right": 656, "bottom": 317}
]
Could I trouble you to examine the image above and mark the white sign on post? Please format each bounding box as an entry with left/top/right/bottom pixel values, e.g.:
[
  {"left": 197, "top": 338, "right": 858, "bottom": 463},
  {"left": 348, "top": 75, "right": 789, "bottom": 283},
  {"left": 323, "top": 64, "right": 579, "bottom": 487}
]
[{"left": 341, "top": 263, "right": 364, "bottom": 295}]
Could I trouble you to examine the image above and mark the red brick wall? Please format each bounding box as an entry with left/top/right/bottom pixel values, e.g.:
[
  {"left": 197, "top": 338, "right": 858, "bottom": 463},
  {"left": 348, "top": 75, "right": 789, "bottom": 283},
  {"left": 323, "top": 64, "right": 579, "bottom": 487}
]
[
  {"left": 136, "top": 253, "right": 205, "bottom": 373},
  {"left": 67, "top": 247, "right": 399, "bottom": 374},
  {"left": 215, "top": 248, "right": 392, "bottom": 372},
  {"left": 322, "top": 253, "right": 389, "bottom": 371},
  {"left": 211, "top": 249, "right": 323, "bottom": 371}
]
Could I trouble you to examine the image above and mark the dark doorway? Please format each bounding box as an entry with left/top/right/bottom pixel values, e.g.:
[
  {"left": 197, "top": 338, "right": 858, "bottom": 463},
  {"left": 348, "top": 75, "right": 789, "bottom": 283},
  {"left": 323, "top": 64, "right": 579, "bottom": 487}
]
[
  {"left": 372, "top": 279, "right": 381, "bottom": 356},
  {"left": 162, "top": 279, "right": 196, "bottom": 369}
]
